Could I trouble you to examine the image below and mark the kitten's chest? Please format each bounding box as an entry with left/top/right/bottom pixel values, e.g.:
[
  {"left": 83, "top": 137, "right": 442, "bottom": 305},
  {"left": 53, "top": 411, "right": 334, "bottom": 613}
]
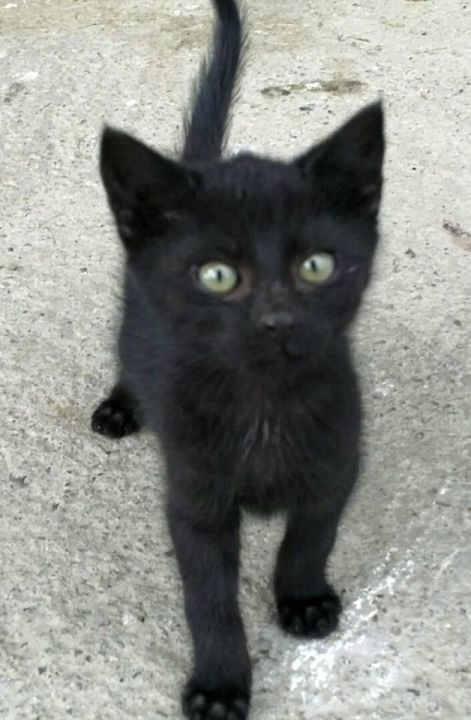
[
  {"left": 167, "top": 366, "right": 354, "bottom": 511},
  {"left": 230, "top": 397, "right": 323, "bottom": 511},
  {"left": 238, "top": 408, "right": 291, "bottom": 469}
]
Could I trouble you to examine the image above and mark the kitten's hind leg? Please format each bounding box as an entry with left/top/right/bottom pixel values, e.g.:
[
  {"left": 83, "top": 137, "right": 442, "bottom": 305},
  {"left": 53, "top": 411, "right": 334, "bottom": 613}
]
[{"left": 91, "top": 381, "right": 141, "bottom": 439}]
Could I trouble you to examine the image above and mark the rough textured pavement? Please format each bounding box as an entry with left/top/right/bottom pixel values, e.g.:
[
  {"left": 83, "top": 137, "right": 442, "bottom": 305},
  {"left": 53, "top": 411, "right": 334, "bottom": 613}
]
[{"left": 1, "top": 1, "right": 470, "bottom": 718}]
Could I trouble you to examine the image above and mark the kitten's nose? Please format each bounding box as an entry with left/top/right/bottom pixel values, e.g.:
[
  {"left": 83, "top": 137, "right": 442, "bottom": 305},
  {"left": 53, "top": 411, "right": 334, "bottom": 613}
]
[{"left": 259, "top": 310, "right": 296, "bottom": 336}]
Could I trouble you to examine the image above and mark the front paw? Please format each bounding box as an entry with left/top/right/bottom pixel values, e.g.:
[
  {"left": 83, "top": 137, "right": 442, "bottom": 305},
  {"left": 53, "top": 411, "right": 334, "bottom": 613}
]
[
  {"left": 277, "top": 589, "right": 341, "bottom": 639},
  {"left": 183, "top": 682, "right": 249, "bottom": 720},
  {"left": 91, "top": 397, "right": 140, "bottom": 439}
]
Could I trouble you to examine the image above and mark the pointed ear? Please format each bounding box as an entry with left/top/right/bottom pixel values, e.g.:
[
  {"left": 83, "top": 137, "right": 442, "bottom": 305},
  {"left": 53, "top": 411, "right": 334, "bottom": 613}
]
[
  {"left": 100, "top": 127, "right": 197, "bottom": 246},
  {"left": 296, "top": 102, "right": 385, "bottom": 217}
]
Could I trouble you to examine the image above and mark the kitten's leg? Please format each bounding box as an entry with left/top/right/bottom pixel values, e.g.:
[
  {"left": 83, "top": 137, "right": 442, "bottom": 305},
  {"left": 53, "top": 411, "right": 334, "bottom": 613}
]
[
  {"left": 167, "top": 503, "right": 251, "bottom": 720},
  {"left": 91, "top": 381, "right": 141, "bottom": 439},
  {"left": 274, "top": 503, "right": 344, "bottom": 639}
]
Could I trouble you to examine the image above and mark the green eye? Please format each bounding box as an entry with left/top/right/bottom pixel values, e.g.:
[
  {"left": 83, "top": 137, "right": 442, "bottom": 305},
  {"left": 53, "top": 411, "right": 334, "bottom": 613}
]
[
  {"left": 198, "top": 262, "right": 238, "bottom": 294},
  {"left": 299, "top": 252, "right": 335, "bottom": 284}
]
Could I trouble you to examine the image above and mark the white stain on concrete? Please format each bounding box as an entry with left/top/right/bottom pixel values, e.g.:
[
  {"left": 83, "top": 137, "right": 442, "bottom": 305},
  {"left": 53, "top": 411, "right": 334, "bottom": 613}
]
[{"left": 21, "top": 71, "right": 38, "bottom": 82}]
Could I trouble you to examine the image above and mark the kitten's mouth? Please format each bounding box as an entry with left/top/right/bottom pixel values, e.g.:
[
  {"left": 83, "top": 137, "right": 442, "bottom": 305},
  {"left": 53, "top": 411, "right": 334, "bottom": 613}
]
[
  {"left": 283, "top": 336, "right": 305, "bottom": 359},
  {"left": 254, "top": 336, "right": 305, "bottom": 368}
]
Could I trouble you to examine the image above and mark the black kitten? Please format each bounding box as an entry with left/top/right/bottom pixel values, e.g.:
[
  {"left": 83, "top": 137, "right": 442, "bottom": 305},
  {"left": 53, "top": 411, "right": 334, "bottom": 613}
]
[{"left": 92, "top": 1, "right": 385, "bottom": 718}]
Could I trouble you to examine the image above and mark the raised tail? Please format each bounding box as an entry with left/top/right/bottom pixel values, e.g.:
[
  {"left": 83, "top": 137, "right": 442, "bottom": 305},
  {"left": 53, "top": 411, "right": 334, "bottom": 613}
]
[{"left": 182, "top": 0, "right": 246, "bottom": 162}]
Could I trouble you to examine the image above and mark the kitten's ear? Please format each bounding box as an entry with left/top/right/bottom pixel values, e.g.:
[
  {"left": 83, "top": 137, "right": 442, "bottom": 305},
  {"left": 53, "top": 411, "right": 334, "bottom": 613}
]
[
  {"left": 296, "top": 101, "right": 385, "bottom": 217},
  {"left": 100, "top": 127, "right": 197, "bottom": 246}
]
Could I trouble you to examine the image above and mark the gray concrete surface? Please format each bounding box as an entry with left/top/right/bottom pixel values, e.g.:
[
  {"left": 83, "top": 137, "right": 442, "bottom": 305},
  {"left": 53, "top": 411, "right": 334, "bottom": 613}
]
[{"left": 1, "top": 0, "right": 470, "bottom": 718}]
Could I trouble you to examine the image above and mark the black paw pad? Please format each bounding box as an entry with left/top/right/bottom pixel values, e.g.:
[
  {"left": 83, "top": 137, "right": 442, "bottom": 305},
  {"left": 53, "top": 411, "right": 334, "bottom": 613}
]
[
  {"left": 183, "top": 685, "right": 249, "bottom": 720},
  {"left": 91, "top": 398, "right": 140, "bottom": 439},
  {"left": 277, "top": 591, "right": 341, "bottom": 639}
]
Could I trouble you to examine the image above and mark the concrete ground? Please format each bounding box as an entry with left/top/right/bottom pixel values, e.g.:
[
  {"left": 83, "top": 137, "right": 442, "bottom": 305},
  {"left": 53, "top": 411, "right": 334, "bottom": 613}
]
[{"left": 1, "top": 0, "right": 470, "bottom": 718}]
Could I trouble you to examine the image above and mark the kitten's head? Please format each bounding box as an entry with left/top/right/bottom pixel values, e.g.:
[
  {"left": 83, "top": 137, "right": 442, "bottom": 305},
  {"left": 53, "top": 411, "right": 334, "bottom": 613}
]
[{"left": 100, "top": 103, "right": 384, "bottom": 377}]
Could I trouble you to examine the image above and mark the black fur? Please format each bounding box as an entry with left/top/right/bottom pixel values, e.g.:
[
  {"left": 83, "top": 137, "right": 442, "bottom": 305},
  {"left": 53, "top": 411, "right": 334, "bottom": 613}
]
[
  {"left": 92, "top": 1, "right": 385, "bottom": 717},
  {"left": 183, "top": 0, "right": 246, "bottom": 161}
]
